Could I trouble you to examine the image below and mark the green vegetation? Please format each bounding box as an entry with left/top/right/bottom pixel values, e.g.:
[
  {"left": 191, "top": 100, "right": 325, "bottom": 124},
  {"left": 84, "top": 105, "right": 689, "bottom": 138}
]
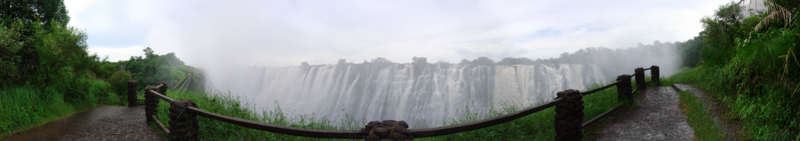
[
  {"left": 677, "top": 89, "right": 723, "bottom": 140},
  {"left": 120, "top": 47, "right": 205, "bottom": 92},
  {"left": 0, "top": 0, "right": 203, "bottom": 138},
  {"left": 0, "top": 0, "right": 120, "bottom": 135},
  {"left": 0, "top": 79, "right": 117, "bottom": 137},
  {"left": 669, "top": 0, "right": 800, "bottom": 140},
  {"left": 672, "top": 66, "right": 799, "bottom": 140}
]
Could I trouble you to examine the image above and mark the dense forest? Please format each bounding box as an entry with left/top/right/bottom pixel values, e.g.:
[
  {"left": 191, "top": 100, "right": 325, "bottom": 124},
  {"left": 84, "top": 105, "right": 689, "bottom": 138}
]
[{"left": 0, "top": 0, "right": 203, "bottom": 137}]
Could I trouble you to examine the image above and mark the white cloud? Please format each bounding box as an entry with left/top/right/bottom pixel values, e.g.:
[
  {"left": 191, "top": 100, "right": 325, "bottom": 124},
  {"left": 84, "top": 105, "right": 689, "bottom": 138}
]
[{"left": 66, "top": 0, "right": 734, "bottom": 66}]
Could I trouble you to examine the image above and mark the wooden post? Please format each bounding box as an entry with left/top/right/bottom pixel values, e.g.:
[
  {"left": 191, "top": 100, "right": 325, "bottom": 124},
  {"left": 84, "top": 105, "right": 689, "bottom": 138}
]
[
  {"left": 554, "top": 89, "right": 583, "bottom": 141},
  {"left": 169, "top": 99, "right": 199, "bottom": 140},
  {"left": 635, "top": 67, "right": 645, "bottom": 90},
  {"left": 128, "top": 81, "right": 137, "bottom": 107},
  {"left": 616, "top": 75, "right": 633, "bottom": 104},
  {"left": 651, "top": 65, "right": 660, "bottom": 85}
]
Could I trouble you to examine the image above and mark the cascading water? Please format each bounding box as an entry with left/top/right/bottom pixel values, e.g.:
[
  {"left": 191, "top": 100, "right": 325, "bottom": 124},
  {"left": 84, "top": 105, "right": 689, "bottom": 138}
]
[{"left": 243, "top": 62, "right": 606, "bottom": 128}]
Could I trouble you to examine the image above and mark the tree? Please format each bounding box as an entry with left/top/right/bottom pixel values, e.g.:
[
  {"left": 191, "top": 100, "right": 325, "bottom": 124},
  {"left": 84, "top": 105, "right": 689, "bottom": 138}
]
[
  {"left": 680, "top": 32, "right": 705, "bottom": 67},
  {"left": 0, "top": 20, "right": 29, "bottom": 86},
  {"left": 700, "top": 2, "right": 746, "bottom": 66},
  {"left": 143, "top": 47, "right": 156, "bottom": 59},
  {"left": 0, "top": 0, "right": 70, "bottom": 31}
]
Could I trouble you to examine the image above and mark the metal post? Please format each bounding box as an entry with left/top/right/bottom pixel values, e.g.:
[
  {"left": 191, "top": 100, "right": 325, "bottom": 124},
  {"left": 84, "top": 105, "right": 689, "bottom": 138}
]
[
  {"left": 651, "top": 65, "right": 660, "bottom": 85},
  {"left": 635, "top": 67, "right": 645, "bottom": 90},
  {"left": 128, "top": 81, "right": 137, "bottom": 107},
  {"left": 616, "top": 75, "right": 633, "bottom": 104},
  {"left": 169, "top": 99, "right": 199, "bottom": 140},
  {"left": 554, "top": 89, "right": 583, "bottom": 141}
]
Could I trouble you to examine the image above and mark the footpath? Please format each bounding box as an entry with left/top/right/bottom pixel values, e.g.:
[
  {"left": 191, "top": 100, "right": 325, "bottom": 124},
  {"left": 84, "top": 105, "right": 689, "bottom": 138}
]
[
  {"left": 588, "top": 86, "right": 694, "bottom": 140},
  {"left": 0, "top": 106, "right": 164, "bottom": 141}
]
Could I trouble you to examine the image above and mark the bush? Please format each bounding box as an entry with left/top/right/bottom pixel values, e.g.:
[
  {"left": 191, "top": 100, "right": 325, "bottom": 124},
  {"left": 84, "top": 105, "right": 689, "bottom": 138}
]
[{"left": 108, "top": 70, "right": 133, "bottom": 98}]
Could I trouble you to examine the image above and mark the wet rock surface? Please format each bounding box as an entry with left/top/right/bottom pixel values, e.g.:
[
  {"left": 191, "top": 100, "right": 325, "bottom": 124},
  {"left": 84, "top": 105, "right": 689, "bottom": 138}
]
[
  {"left": 1, "top": 106, "right": 164, "bottom": 141},
  {"left": 673, "top": 84, "right": 743, "bottom": 141},
  {"left": 589, "top": 86, "right": 694, "bottom": 141}
]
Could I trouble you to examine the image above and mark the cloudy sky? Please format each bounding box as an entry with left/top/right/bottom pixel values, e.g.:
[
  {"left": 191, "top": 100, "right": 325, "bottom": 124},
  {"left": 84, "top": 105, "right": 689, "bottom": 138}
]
[{"left": 65, "top": 0, "right": 738, "bottom": 68}]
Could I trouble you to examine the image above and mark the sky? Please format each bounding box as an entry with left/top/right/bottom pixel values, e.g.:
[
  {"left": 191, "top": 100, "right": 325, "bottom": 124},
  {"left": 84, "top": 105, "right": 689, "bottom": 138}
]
[{"left": 64, "top": 0, "right": 741, "bottom": 68}]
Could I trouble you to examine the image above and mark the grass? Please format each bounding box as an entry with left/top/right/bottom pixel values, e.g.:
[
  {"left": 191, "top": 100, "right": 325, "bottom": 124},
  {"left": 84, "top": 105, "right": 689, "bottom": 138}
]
[
  {"left": 148, "top": 80, "right": 628, "bottom": 140},
  {"left": 677, "top": 90, "right": 724, "bottom": 140}
]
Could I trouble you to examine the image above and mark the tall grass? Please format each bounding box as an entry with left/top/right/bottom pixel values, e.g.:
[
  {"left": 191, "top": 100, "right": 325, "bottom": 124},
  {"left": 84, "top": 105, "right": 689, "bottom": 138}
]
[
  {"left": 0, "top": 76, "right": 119, "bottom": 137},
  {"left": 677, "top": 90, "right": 724, "bottom": 140},
  {"left": 151, "top": 80, "right": 627, "bottom": 140}
]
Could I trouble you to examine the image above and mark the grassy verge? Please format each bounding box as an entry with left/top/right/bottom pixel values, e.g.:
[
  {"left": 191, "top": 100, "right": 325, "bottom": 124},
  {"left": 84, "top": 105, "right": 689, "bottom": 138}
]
[
  {"left": 677, "top": 90, "right": 724, "bottom": 140},
  {"left": 151, "top": 81, "right": 625, "bottom": 140},
  {"left": 670, "top": 66, "right": 799, "bottom": 140}
]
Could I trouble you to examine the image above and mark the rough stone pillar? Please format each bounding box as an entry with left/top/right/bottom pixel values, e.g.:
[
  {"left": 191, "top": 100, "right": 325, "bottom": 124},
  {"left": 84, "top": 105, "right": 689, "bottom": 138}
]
[
  {"left": 554, "top": 89, "right": 583, "bottom": 141},
  {"left": 635, "top": 67, "right": 645, "bottom": 90},
  {"left": 128, "top": 81, "right": 137, "bottom": 107},
  {"left": 169, "top": 99, "right": 199, "bottom": 141},
  {"left": 158, "top": 82, "right": 168, "bottom": 97},
  {"left": 651, "top": 65, "right": 660, "bottom": 85},
  {"left": 145, "top": 87, "right": 158, "bottom": 123},
  {"left": 616, "top": 75, "right": 633, "bottom": 104},
  {"left": 360, "top": 120, "right": 413, "bottom": 140}
]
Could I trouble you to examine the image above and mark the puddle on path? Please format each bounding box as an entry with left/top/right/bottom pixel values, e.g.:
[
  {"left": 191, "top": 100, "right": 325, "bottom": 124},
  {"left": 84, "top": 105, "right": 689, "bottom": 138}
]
[{"left": 1, "top": 106, "right": 127, "bottom": 141}]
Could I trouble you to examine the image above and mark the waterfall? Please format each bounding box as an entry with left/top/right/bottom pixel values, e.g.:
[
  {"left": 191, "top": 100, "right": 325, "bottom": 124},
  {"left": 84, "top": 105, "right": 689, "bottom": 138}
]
[{"left": 244, "top": 63, "right": 606, "bottom": 128}]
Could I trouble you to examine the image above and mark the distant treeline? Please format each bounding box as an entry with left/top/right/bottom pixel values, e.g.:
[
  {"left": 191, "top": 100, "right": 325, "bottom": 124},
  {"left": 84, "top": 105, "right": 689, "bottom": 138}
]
[{"left": 118, "top": 47, "right": 205, "bottom": 92}]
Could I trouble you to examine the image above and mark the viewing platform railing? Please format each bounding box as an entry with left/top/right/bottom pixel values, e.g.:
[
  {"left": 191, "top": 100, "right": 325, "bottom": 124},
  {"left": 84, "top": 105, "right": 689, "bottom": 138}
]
[{"left": 130, "top": 65, "right": 661, "bottom": 141}]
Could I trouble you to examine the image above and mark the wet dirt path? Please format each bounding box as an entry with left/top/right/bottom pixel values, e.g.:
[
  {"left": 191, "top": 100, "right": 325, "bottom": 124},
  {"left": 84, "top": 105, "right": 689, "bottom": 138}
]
[
  {"left": 588, "top": 86, "right": 694, "bottom": 140},
  {"left": 0, "top": 106, "right": 164, "bottom": 141}
]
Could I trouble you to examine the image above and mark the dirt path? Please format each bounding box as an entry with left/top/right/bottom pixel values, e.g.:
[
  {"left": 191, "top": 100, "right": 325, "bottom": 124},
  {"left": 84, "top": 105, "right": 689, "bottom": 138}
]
[
  {"left": 673, "top": 84, "right": 744, "bottom": 141},
  {"left": 0, "top": 106, "right": 164, "bottom": 141},
  {"left": 587, "top": 86, "right": 694, "bottom": 140}
]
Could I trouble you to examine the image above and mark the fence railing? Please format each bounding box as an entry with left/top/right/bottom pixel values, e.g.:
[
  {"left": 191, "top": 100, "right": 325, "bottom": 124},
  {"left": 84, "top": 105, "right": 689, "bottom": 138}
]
[
  {"left": 172, "top": 73, "right": 192, "bottom": 91},
  {"left": 127, "top": 73, "right": 192, "bottom": 107},
  {"left": 131, "top": 65, "right": 661, "bottom": 141}
]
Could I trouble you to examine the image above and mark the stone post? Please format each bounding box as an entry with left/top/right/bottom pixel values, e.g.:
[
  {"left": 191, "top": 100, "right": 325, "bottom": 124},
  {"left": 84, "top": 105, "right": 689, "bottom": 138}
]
[
  {"left": 128, "top": 81, "right": 137, "bottom": 107},
  {"left": 651, "top": 65, "right": 660, "bottom": 85},
  {"left": 360, "top": 120, "right": 413, "bottom": 140},
  {"left": 554, "top": 89, "right": 583, "bottom": 141},
  {"left": 158, "top": 82, "right": 167, "bottom": 97},
  {"left": 145, "top": 86, "right": 158, "bottom": 123},
  {"left": 169, "top": 99, "right": 199, "bottom": 141},
  {"left": 635, "top": 67, "right": 645, "bottom": 90},
  {"left": 616, "top": 75, "right": 633, "bottom": 104}
]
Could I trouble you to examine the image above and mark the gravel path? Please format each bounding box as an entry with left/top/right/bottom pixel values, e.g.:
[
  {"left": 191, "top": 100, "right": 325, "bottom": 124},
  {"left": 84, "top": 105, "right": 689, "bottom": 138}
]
[
  {"left": 0, "top": 106, "right": 165, "bottom": 141},
  {"left": 673, "top": 83, "right": 744, "bottom": 141},
  {"left": 588, "top": 86, "right": 694, "bottom": 141}
]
